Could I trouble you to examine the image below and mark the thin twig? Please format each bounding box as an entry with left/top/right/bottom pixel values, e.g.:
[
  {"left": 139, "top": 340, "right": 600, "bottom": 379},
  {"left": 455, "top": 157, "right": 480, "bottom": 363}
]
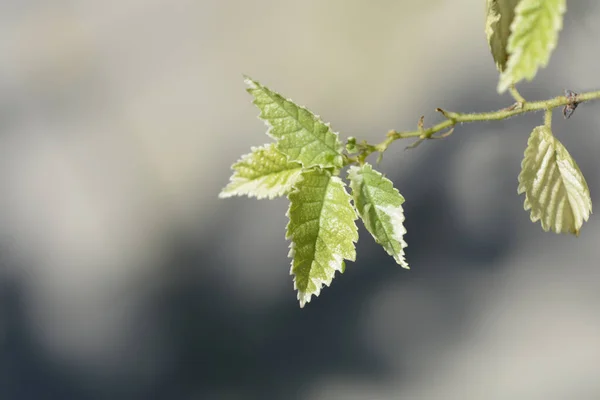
[{"left": 349, "top": 89, "right": 600, "bottom": 166}]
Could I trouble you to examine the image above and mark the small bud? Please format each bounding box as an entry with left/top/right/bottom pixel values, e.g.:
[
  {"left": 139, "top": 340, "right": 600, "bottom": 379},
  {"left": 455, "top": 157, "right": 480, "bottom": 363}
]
[
  {"left": 346, "top": 137, "right": 358, "bottom": 154},
  {"left": 417, "top": 116, "right": 425, "bottom": 131},
  {"left": 563, "top": 89, "right": 579, "bottom": 119}
]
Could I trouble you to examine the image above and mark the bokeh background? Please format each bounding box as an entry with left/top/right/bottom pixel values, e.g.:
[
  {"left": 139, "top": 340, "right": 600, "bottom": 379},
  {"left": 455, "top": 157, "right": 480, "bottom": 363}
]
[{"left": 1, "top": 1, "right": 600, "bottom": 399}]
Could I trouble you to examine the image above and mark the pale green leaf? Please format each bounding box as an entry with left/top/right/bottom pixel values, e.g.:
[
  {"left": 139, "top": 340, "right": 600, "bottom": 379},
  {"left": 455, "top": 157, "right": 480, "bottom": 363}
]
[
  {"left": 286, "top": 169, "right": 358, "bottom": 307},
  {"left": 497, "top": 0, "right": 566, "bottom": 92},
  {"left": 348, "top": 164, "right": 408, "bottom": 268},
  {"left": 485, "top": 0, "right": 520, "bottom": 72},
  {"left": 219, "top": 143, "right": 303, "bottom": 199},
  {"left": 518, "top": 125, "right": 592, "bottom": 235},
  {"left": 245, "top": 77, "right": 344, "bottom": 169}
]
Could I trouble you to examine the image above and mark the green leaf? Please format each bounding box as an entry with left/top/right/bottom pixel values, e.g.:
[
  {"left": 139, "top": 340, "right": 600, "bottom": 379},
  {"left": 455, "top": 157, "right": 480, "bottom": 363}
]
[
  {"left": 485, "top": 0, "right": 520, "bottom": 72},
  {"left": 497, "top": 0, "right": 566, "bottom": 92},
  {"left": 518, "top": 125, "right": 592, "bottom": 235},
  {"left": 219, "top": 143, "right": 303, "bottom": 200},
  {"left": 348, "top": 164, "right": 409, "bottom": 268},
  {"left": 245, "top": 77, "right": 344, "bottom": 169},
  {"left": 286, "top": 169, "right": 358, "bottom": 307}
]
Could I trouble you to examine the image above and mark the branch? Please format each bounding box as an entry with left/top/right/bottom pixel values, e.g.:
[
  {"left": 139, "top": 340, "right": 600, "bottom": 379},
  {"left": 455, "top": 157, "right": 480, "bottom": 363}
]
[{"left": 347, "top": 89, "right": 600, "bottom": 165}]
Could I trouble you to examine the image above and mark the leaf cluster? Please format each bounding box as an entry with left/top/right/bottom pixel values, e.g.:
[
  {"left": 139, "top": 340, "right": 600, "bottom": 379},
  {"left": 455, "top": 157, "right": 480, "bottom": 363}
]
[
  {"left": 221, "top": 1, "right": 593, "bottom": 307},
  {"left": 221, "top": 78, "right": 408, "bottom": 307}
]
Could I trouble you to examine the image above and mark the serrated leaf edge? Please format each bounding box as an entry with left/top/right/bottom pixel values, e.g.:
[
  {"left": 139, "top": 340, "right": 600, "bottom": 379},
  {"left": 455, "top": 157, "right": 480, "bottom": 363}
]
[
  {"left": 497, "top": 0, "right": 566, "bottom": 92},
  {"left": 219, "top": 143, "right": 304, "bottom": 200},
  {"left": 285, "top": 171, "right": 358, "bottom": 308},
  {"left": 485, "top": 0, "right": 519, "bottom": 72},
  {"left": 517, "top": 125, "right": 592, "bottom": 235},
  {"left": 348, "top": 164, "right": 409, "bottom": 269},
  {"left": 244, "top": 76, "right": 344, "bottom": 169}
]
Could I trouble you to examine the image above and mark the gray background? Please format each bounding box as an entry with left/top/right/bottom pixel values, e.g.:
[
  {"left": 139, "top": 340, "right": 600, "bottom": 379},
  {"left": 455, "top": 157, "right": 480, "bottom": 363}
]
[{"left": 0, "top": 1, "right": 600, "bottom": 399}]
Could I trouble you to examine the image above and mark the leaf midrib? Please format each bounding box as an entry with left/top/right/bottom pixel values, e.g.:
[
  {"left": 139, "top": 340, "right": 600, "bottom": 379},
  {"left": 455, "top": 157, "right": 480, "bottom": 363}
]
[
  {"left": 261, "top": 89, "right": 340, "bottom": 161},
  {"left": 362, "top": 177, "right": 399, "bottom": 258},
  {"left": 293, "top": 175, "right": 332, "bottom": 292}
]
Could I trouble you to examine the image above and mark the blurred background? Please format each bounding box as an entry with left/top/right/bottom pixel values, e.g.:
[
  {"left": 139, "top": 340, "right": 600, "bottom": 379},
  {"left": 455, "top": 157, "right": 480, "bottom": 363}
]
[{"left": 0, "top": 0, "right": 600, "bottom": 399}]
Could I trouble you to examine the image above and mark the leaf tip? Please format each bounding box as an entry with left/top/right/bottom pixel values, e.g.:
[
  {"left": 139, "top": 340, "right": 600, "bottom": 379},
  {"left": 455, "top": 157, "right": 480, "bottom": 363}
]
[
  {"left": 298, "top": 298, "right": 307, "bottom": 308},
  {"left": 243, "top": 74, "right": 257, "bottom": 86},
  {"left": 395, "top": 256, "right": 410, "bottom": 269}
]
